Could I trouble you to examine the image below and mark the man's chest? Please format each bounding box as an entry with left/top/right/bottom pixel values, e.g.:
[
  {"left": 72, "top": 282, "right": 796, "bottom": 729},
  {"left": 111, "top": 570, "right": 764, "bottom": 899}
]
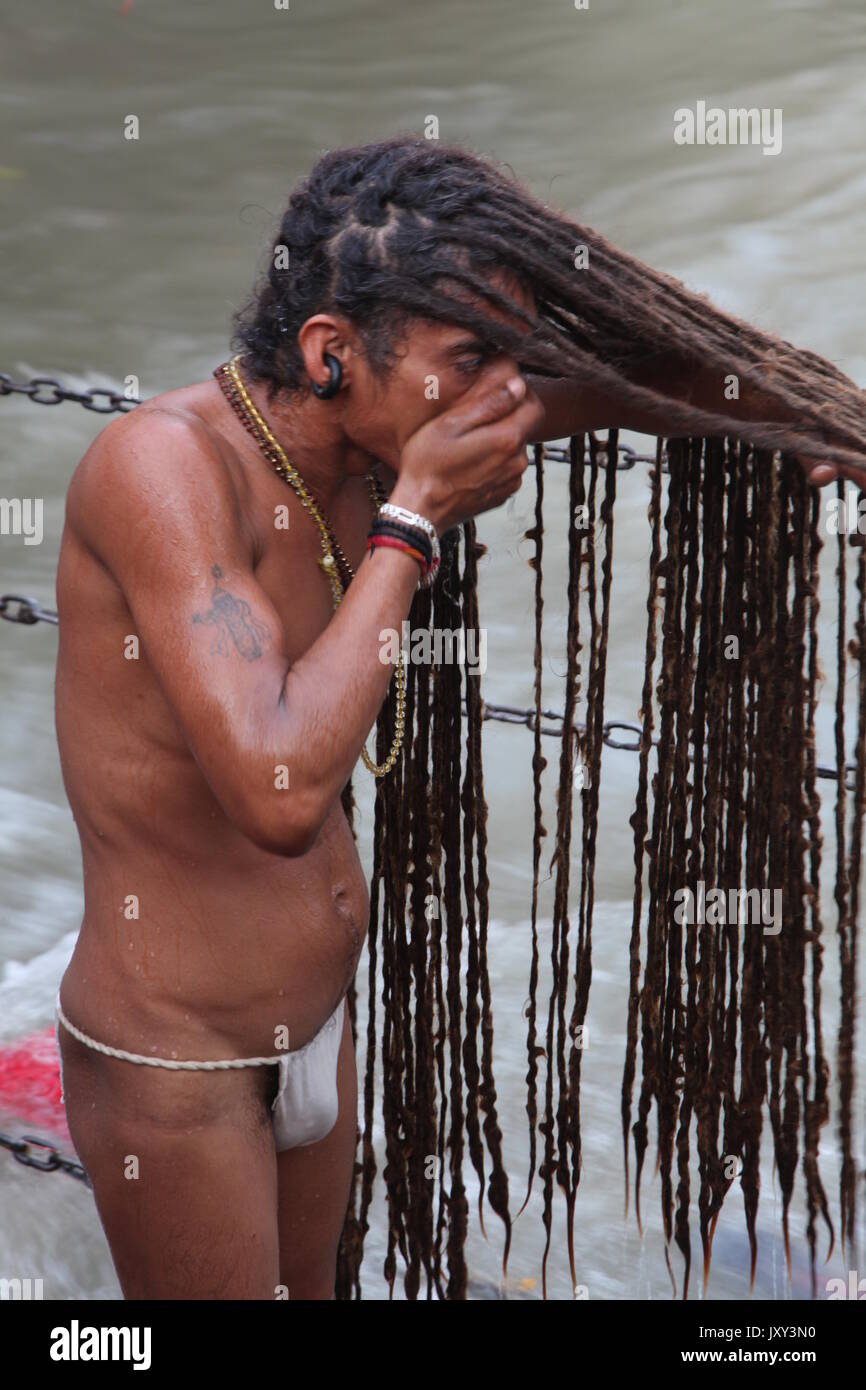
[{"left": 246, "top": 470, "right": 376, "bottom": 662}]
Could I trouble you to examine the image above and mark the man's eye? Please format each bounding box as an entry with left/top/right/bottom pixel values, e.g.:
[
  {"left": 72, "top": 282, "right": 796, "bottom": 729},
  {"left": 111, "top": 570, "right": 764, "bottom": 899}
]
[{"left": 456, "top": 356, "right": 485, "bottom": 376}]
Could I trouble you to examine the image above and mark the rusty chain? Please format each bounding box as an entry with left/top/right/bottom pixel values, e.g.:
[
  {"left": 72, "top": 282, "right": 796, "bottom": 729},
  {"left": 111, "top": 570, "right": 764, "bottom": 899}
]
[
  {"left": 477, "top": 700, "right": 857, "bottom": 792},
  {"left": 1, "top": 366, "right": 660, "bottom": 462},
  {"left": 0, "top": 372, "right": 860, "bottom": 1186},
  {"left": 0, "top": 1132, "right": 90, "bottom": 1187},
  {"left": 0, "top": 594, "right": 58, "bottom": 626},
  {"left": 3, "top": 594, "right": 852, "bottom": 785},
  {"left": 0, "top": 373, "right": 854, "bottom": 785},
  {"left": 0, "top": 371, "right": 139, "bottom": 414}
]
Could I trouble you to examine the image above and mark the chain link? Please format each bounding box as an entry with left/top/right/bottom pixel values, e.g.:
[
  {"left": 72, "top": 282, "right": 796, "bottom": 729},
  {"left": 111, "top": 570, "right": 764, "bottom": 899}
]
[
  {"left": 0, "top": 1132, "right": 91, "bottom": 1186},
  {"left": 476, "top": 699, "right": 857, "bottom": 791},
  {"left": 0, "top": 371, "right": 139, "bottom": 414},
  {"left": 0, "top": 376, "right": 857, "bottom": 780},
  {"left": 537, "top": 438, "right": 669, "bottom": 472},
  {"left": 1, "top": 608, "right": 857, "bottom": 785},
  {"left": 0, "top": 370, "right": 665, "bottom": 465},
  {"left": 0, "top": 370, "right": 861, "bottom": 1200},
  {"left": 0, "top": 593, "right": 58, "bottom": 626}
]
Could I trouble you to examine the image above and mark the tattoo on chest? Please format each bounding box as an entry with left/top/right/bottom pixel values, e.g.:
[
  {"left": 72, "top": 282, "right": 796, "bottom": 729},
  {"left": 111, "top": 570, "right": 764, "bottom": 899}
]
[{"left": 191, "top": 564, "right": 270, "bottom": 661}]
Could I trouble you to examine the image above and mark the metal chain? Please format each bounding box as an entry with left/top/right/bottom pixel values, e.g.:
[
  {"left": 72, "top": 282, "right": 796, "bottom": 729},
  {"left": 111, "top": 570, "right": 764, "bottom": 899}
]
[
  {"left": 475, "top": 699, "right": 857, "bottom": 792},
  {"left": 0, "top": 375, "right": 659, "bottom": 1193},
  {"left": 0, "top": 373, "right": 856, "bottom": 781},
  {"left": 0, "top": 594, "right": 58, "bottom": 626},
  {"left": 0, "top": 1132, "right": 90, "bottom": 1187},
  {"left": 0, "top": 371, "right": 860, "bottom": 1205},
  {"left": 0, "top": 374, "right": 857, "bottom": 1190},
  {"left": 540, "top": 439, "right": 670, "bottom": 472},
  {"left": 0, "top": 369, "right": 664, "bottom": 466},
  {"left": 0, "top": 371, "right": 138, "bottom": 414}
]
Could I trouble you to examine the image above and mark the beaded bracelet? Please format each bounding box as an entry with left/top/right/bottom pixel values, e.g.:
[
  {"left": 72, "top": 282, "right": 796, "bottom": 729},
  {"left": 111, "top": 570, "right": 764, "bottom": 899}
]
[
  {"left": 366, "top": 522, "right": 440, "bottom": 588},
  {"left": 366, "top": 533, "right": 428, "bottom": 570},
  {"left": 370, "top": 518, "right": 434, "bottom": 565},
  {"left": 379, "top": 502, "right": 438, "bottom": 544},
  {"left": 379, "top": 503, "right": 441, "bottom": 568}
]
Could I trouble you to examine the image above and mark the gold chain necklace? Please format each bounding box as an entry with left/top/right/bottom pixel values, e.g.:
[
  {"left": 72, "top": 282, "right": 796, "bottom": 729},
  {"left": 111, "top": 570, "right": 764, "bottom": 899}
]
[{"left": 214, "top": 354, "right": 405, "bottom": 779}]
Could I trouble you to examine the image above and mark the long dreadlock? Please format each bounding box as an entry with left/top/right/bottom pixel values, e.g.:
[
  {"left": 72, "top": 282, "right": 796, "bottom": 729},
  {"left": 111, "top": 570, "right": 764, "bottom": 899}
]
[{"left": 234, "top": 136, "right": 865, "bottom": 1298}]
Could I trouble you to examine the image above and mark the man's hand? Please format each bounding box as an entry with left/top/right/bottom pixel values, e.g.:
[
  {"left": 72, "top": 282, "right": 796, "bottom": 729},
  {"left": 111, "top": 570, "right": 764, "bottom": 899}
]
[
  {"left": 802, "top": 460, "right": 865, "bottom": 489},
  {"left": 390, "top": 365, "right": 545, "bottom": 533}
]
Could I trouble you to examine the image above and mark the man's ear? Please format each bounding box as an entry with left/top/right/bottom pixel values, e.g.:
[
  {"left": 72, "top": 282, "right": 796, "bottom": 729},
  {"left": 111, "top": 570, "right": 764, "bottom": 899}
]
[{"left": 297, "top": 315, "right": 356, "bottom": 390}]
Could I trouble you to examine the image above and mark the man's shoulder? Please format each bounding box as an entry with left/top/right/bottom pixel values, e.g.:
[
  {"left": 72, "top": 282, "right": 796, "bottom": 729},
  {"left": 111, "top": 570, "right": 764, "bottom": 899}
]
[
  {"left": 60, "top": 379, "right": 260, "bottom": 582},
  {"left": 66, "top": 380, "right": 243, "bottom": 540},
  {"left": 75, "top": 379, "right": 227, "bottom": 477}
]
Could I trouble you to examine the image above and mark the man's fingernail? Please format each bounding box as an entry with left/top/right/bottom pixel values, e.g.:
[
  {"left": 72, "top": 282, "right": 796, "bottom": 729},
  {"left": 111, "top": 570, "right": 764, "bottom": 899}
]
[{"left": 506, "top": 376, "right": 526, "bottom": 400}]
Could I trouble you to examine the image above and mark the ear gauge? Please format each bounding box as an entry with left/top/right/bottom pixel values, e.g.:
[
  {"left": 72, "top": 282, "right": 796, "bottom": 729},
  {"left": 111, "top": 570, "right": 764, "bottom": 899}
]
[{"left": 311, "top": 353, "right": 343, "bottom": 399}]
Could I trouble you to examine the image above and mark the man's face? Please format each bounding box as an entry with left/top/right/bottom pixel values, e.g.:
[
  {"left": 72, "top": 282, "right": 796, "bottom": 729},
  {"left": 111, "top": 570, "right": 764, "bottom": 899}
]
[{"left": 340, "top": 273, "right": 537, "bottom": 472}]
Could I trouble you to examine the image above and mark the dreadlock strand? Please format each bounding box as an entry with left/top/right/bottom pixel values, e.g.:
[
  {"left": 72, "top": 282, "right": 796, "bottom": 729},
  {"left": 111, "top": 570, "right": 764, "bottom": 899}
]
[
  {"left": 802, "top": 486, "right": 834, "bottom": 1293},
  {"left": 622, "top": 440, "right": 664, "bottom": 1216},
  {"left": 518, "top": 445, "right": 548, "bottom": 1221},
  {"left": 840, "top": 511, "right": 866, "bottom": 1249}
]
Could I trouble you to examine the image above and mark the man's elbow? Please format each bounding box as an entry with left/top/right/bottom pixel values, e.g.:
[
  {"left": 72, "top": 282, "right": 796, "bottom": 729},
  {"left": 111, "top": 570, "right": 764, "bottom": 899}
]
[{"left": 234, "top": 786, "right": 326, "bottom": 858}]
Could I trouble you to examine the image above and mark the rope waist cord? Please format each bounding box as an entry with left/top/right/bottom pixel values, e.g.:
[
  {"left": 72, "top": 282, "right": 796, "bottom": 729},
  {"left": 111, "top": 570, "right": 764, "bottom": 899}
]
[{"left": 54, "top": 993, "right": 285, "bottom": 1071}]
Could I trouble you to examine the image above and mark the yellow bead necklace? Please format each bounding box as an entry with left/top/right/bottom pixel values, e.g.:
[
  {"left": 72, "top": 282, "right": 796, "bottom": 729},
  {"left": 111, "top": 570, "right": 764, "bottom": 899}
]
[{"left": 214, "top": 354, "right": 405, "bottom": 778}]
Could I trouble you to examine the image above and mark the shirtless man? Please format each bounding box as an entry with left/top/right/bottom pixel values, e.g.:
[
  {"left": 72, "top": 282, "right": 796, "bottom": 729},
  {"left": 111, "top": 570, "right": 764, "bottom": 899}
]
[{"left": 53, "top": 138, "right": 849, "bottom": 1301}]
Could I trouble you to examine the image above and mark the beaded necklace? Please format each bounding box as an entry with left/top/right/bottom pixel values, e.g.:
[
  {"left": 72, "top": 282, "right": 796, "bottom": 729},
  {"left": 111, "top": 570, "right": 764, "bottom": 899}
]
[{"left": 213, "top": 354, "right": 405, "bottom": 778}]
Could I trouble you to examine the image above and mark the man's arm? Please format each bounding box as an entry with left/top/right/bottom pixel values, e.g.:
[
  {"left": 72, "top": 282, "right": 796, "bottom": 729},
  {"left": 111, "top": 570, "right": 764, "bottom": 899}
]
[
  {"left": 527, "top": 350, "right": 797, "bottom": 442},
  {"left": 527, "top": 350, "right": 866, "bottom": 489},
  {"left": 68, "top": 370, "right": 541, "bottom": 858},
  {"left": 68, "top": 410, "right": 419, "bottom": 857}
]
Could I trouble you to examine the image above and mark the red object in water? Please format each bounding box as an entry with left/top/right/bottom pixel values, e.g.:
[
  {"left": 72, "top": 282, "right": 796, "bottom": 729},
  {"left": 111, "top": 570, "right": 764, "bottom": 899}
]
[{"left": 0, "top": 1027, "right": 72, "bottom": 1145}]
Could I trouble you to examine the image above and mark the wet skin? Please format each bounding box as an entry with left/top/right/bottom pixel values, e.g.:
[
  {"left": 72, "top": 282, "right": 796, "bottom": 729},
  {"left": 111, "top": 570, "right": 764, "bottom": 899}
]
[
  {"left": 53, "top": 286, "right": 844, "bottom": 1297},
  {"left": 54, "top": 291, "right": 555, "bottom": 1299}
]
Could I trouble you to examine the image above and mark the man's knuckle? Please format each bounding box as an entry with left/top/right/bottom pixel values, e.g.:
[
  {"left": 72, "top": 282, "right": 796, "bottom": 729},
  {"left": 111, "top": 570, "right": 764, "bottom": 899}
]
[
  {"left": 502, "top": 425, "right": 524, "bottom": 453},
  {"left": 487, "top": 390, "right": 511, "bottom": 418}
]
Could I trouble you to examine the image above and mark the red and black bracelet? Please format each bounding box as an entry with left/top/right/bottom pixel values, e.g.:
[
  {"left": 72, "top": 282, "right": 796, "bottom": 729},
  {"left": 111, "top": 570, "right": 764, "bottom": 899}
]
[{"left": 366, "top": 515, "right": 440, "bottom": 587}]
